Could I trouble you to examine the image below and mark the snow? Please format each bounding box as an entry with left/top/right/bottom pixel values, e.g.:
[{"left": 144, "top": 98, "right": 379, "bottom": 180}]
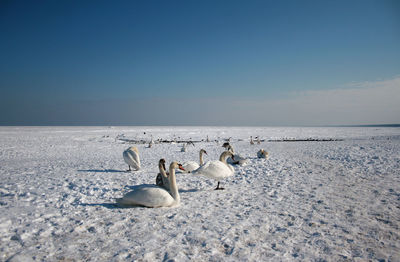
[{"left": 1, "top": 126, "right": 399, "bottom": 261}]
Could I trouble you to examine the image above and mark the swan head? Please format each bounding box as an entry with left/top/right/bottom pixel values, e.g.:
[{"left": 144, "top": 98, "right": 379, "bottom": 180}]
[
  {"left": 222, "top": 142, "right": 230, "bottom": 148},
  {"left": 170, "top": 161, "right": 185, "bottom": 171},
  {"left": 200, "top": 149, "right": 208, "bottom": 155},
  {"left": 159, "top": 158, "right": 166, "bottom": 171}
]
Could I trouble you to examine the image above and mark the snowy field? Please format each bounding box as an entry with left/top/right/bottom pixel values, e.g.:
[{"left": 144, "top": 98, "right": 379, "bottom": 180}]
[{"left": 1, "top": 126, "right": 399, "bottom": 261}]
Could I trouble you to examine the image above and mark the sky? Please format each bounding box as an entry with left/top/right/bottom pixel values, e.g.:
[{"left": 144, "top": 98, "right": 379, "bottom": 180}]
[{"left": 1, "top": 0, "right": 399, "bottom": 126}]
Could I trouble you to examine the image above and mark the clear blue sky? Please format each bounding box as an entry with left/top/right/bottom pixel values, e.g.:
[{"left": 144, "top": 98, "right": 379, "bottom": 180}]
[{"left": 1, "top": 0, "right": 399, "bottom": 125}]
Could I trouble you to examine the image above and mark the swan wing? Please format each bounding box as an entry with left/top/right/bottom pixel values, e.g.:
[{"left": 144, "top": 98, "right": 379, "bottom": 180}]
[{"left": 182, "top": 161, "right": 200, "bottom": 173}]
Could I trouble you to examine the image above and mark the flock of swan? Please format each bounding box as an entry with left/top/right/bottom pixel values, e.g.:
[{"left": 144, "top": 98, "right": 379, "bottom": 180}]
[{"left": 117, "top": 138, "right": 269, "bottom": 208}]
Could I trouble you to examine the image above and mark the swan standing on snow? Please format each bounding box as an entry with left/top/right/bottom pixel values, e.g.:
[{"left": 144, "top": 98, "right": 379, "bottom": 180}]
[
  {"left": 116, "top": 162, "right": 184, "bottom": 207},
  {"left": 250, "top": 136, "right": 255, "bottom": 145},
  {"left": 191, "top": 151, "right": 234, "bottom": 190},
  {"left": 257, "top": 149, "right": 269, "bottom": 159},
  {"left": 123, "top": 146, "right": 141, "bottom": 171},
  {"left": 182, "top": 149, "right": 207, "bottom": 173},
  {"left": 222, "top": 143, "right": 249, "bottom": 166}
]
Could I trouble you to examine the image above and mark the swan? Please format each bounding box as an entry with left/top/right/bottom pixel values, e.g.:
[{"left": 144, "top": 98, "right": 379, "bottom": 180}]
[
  {"left": 250, "top": 136, "right": 254, "bottom": 145},
  {"left": 182, "top": 149, "right": 207, "bottom": 173},
  {"left": 222, "top": 143, "right": 249, "bottom": 166},
  {"left": 123, "top": 146, "right": 141, "bottom": 171},
  {"left": 257, "top": 149, "right": 269, "bottom": 159},
  {"left": 181, "top": 143, "right": 187, "bottom": 152},
  {"left": 116, "top": 161, "right": 184, "bottom": 207},
  {"left": 191, "top": 151, "right": 234, "bottom": 190},
  {"left": 256, "top": 136, "right": 261, "bottom": 144},
  {"left": 155, "top": 159, "right": 169, "bottom": 191}
]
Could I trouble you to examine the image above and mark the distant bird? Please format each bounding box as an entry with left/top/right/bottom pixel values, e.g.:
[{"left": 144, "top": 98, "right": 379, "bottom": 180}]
[
  {"left": 206, "top": 135, "right": 210, "bottom": 142},
  {"left": 123, "top": 146, "right": 141, "bottom": 171},
  {"left": 117, "top": 162, "right": 184, "bottom": 208},
  {"left": 257, "top": 149, "right": 269, "bottom": 159},
  {"left": 148, "top": 135, "right": 154, "bottom": 148},
  {"left": 182, "top": 149, "right": 207, "bottom": 173},
  {"left": 191, "top": 151, "right": 234, "bottom": 190},
  {"left": 257, "top": 137, "right": 261, "bottom": 144},
  {"left": 250, "top": 136, "right": 255, "bottom": 145},
  {"left": 181, "top": 143, "right": 187, "bottom": 152}
]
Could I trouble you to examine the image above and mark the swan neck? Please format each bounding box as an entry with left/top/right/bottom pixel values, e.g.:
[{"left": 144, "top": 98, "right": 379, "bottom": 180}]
[
  {"left": 159, "top": 162, "right": 168, "bottom": 178},
  {"left": 169, "top": 165, "right": 180, "bottom": 203},
  {"left": 219, "top": 152, "right": 228, "bottom": 164},
  {"left": 228, "top": 145, "right": 235, "bottom": 153},
  {"left": 199, "top": 151, "right": 204, "bottom": 165}
]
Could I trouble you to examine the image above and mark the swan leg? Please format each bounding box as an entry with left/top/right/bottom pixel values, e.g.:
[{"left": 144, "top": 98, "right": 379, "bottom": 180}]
[
  {"left": 215, "top": 182, "right": 224, "bottom": 190},
  {"left": 127, "top": 165, "right": 131, "bottom": 171}
]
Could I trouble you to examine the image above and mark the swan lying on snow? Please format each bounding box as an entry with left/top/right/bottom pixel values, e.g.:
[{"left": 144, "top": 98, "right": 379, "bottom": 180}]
[
  {"left": 123, "top": 146, "right": 141, "bottom": 171},
  {"left": 222, "top": 143, "right": 249, "bottom": 166},
  {"left": 191, "top": 151, "right": 234, "bottom": 190},
  {"left": 182, "top": 149, "right": 207, "bottom": 173},
  {"left": 257, "top": 149, "right": 269, "bottom": 159},
  {"left": 117, "top": 162, "right": 184, "bottom": 208}
]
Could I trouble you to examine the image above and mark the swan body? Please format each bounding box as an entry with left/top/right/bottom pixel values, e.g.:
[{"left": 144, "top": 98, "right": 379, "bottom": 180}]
[
  {"left": 117, "top": 162, "right": 182, "bottom": 207},
  {"left": 191, "top": 151, "right": 234, "bottom": 190},
  {"left": 123, "top": 146, "right": 141, "bottom": 171},
  {"left": 182, "top": 149, "right": 207, "bottom": 173},
  {"left": 257, "top": 149, "right": 269, "bottom": 159}
]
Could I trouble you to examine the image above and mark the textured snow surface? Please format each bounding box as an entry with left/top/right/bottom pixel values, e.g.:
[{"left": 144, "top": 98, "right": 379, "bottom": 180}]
[{"left": 1, "top": 126, "right": 399, "bottom": 261}]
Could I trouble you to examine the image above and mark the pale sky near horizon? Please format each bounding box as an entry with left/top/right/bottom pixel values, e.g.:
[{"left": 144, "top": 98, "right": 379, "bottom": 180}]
[{"left": 1, "top": 0, "right": 399, "bottom": 126}]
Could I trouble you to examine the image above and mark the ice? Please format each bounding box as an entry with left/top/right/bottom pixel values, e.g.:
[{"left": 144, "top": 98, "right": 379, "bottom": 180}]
[{"left": 0, "top": 126, "right": 399, "bottom": 261}]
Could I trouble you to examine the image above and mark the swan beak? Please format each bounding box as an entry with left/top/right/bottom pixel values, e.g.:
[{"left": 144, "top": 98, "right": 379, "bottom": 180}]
[
  {"left": 178, "top": 164, "right": 185, "bottom": 171},
  {"left": 204, "top": 151, "right": 208, "bottom": 155}
]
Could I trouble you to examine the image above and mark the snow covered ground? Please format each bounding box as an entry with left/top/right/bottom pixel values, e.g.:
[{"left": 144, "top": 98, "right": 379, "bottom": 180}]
[{"left": 1, "top": 126, "right": 399, "bottom": 261}]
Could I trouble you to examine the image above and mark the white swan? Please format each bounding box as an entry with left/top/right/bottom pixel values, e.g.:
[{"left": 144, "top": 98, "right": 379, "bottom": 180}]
[
  {"left": 123, "top": 146, "right": 141, "bottom": 171},
  {"left": 182, "top": 149, "right": 207, "bottom": 173},
  {"left": 222, "top": 143, "right": 249, "bottom": 166},
  {"left": 257, "top": 149, "right": 269, "bottom": 159},
  {"left": 116, "top": 161, "right": 183, "bottom": 207},
  {"left": 256, "top": 136, "right": 261, "bottom": 144},
  {"left": 191, "top": 151, "right": 234, "bottom": 190}
]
